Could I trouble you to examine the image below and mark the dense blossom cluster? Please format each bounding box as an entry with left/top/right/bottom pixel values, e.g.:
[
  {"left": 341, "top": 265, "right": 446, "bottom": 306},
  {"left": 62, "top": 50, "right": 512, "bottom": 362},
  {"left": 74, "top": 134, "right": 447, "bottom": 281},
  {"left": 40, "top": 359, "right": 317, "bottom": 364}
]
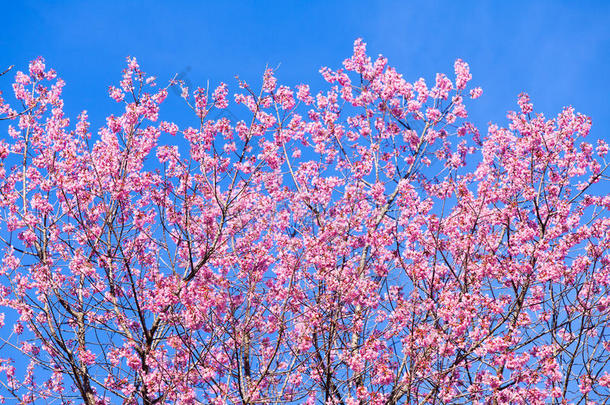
[{"left": 0, "top": 40, "right": 608, "bottom": 404}]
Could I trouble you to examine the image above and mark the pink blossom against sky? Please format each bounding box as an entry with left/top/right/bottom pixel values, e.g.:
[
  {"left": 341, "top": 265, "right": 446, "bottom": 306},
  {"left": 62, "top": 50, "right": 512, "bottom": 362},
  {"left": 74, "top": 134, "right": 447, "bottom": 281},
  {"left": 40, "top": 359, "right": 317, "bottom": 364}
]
[{"left": 1, "top": 0, "right": 609, "bottom": 147}]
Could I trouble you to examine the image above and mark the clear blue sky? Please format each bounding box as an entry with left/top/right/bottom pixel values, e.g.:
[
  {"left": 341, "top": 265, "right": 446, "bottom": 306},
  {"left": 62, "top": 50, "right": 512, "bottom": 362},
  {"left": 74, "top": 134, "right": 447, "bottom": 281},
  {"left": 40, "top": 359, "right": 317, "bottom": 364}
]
[
  {"left": 2, "top": 0, "right": 609, "bottom": 143},
  {"left": 0, "top": 0, "right": 609, "bottom": 397}
]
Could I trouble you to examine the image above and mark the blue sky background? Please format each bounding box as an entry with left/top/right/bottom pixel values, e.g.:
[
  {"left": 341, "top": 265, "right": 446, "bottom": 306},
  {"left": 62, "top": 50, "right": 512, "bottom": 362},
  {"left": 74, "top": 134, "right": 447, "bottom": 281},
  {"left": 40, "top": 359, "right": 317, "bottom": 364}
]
[
  {"left": 0, "top": 0, "right": 609, "bottom": 398},
  {"left": 2, "top": 0, "right": 609, "bottom": 144}
]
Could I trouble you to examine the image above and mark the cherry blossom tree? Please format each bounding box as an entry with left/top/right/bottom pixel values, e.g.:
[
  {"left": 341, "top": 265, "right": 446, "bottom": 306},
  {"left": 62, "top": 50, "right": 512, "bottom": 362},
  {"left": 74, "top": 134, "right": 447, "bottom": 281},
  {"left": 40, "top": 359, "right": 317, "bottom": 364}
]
[{"left": 0, "top": 39, "right": 609, "bottom": 404}]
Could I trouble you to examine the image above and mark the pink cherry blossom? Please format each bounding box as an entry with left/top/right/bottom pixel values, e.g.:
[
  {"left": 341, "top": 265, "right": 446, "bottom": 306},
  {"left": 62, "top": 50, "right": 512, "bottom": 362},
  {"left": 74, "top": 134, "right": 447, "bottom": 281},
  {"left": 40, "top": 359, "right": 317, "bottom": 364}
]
[{"left": 0, "top": 39, "right": 608, "bottom": 405}]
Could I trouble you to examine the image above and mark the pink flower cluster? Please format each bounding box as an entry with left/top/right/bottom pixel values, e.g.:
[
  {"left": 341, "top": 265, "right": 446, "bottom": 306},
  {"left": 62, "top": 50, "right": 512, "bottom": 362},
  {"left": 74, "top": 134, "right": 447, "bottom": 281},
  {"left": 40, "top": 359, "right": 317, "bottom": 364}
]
[{"left": 0, "top": 41, "right": 608, "bottom": 404}]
